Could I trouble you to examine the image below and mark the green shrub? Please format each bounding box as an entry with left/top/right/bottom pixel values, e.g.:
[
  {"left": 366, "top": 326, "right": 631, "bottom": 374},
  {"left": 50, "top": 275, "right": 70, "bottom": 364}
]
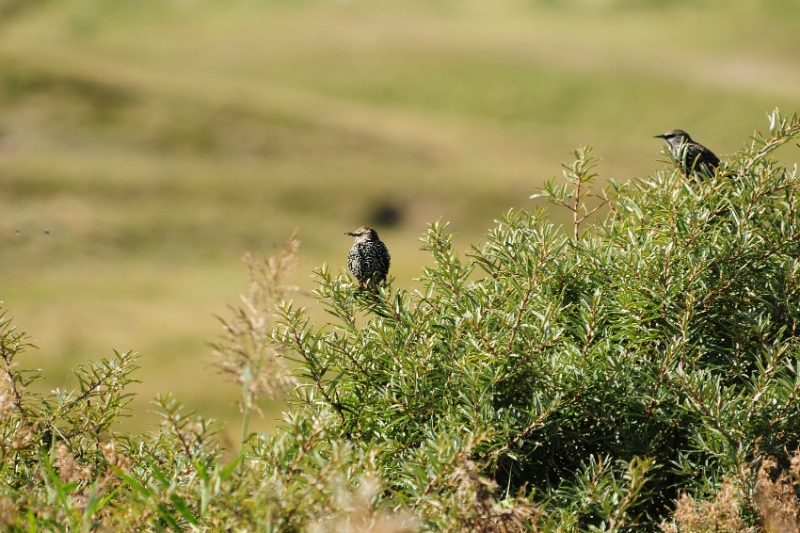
[{"left": 2, "top": 110, "right": 800, "bottom": 531}]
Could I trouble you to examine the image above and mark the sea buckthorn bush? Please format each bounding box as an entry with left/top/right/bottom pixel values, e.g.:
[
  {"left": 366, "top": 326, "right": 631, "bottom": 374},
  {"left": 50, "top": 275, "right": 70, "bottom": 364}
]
[{"left": 2, "top": 110, "right": 800, "bottom": 532}]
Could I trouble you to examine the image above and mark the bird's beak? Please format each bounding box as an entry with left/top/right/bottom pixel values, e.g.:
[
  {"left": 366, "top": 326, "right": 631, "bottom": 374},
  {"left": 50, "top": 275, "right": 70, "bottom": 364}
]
[
  {"left": 654, "top": 134, "right": 666, "bottom": 139},
  {"left": 345, "top": 232, "right": 355, "bottom": 236}
]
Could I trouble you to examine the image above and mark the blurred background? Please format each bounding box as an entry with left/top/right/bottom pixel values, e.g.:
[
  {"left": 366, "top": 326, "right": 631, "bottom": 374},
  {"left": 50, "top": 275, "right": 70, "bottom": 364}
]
[{"left": 1, "top": 0, "right": 799, "bottom": 440}]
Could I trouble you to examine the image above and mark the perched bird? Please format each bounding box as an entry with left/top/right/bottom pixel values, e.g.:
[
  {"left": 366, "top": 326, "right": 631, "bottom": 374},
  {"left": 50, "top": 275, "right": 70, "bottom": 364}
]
[
  {"left": 655, "top": 129, "right": 720, "bottom": 177},
  {"left": 345, "top": 226, "right": 391, "bottom": 289}
]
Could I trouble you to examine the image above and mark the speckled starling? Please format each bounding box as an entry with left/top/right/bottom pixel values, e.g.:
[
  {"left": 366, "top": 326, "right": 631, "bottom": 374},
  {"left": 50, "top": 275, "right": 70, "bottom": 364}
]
[
  {"left": 655, "top": 129, "right": 720, "bottom": 177},
  {"left": 345, "top": 226, "right": 391, "bottom": 289}
]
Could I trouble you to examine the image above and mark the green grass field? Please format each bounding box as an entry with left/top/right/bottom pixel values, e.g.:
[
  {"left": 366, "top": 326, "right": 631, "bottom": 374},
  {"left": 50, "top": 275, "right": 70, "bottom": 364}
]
[{"left": 1, "top": 0, "right": 799, "bottom": 439}]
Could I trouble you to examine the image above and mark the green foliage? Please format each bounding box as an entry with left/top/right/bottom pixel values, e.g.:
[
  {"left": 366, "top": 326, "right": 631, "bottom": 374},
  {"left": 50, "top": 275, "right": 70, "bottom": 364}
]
[
  {"left": 276, "top": 109, "right": 800, "bottom": 529},
  {"left": 2, "top": 110, "right": 800, "bottom": 531}
]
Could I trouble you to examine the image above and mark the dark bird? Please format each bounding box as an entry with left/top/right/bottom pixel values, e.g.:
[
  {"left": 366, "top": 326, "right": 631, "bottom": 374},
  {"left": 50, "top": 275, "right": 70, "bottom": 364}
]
[
  {"left": 655, "top": 129, "right": 720, "bottom": 177},
  {"left": 345, "top": 226, "right": 391, "bottom": 289}
]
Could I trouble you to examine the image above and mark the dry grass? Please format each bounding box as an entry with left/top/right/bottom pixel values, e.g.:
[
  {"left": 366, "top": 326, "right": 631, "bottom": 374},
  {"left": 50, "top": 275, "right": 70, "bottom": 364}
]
[
  {"left": 663, "top": 479, "right": 751, "bottom": 533},
  {"left": 662, "top": 452, "right": 800, "bottom": 533}
]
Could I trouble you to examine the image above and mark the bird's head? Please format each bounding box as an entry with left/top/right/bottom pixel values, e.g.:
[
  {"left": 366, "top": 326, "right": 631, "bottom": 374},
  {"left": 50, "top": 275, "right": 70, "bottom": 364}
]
[
  {"left": 655, "top": 129, "right": 693, "bottom": 143},
  {"left": 345, "top": 226, "right": 380, "bottom": 242}
]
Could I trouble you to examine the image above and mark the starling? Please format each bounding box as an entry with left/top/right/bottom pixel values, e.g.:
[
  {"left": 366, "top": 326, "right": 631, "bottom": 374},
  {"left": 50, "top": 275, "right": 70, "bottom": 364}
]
[
  {"left": 655, "top": 129, "right": 720, "bottom": 177},
  {"left": 345, "top": 226, "right": 391, "bottom": 289}
]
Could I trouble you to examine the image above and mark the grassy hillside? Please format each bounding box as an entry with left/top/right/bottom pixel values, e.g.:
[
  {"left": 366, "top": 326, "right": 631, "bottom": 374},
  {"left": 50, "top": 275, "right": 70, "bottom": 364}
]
[{"left": 1, "top": 0, "right": 799, "bottom": 437}]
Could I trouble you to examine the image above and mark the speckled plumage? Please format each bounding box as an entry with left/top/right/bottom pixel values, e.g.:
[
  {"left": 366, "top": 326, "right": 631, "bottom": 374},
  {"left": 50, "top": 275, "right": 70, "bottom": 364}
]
[
  {"left": 655, "top": 129, "right": 720, "bottom": 177},
  {"left": 345, "top": 226, "right": 390, "bottom": 288}
]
